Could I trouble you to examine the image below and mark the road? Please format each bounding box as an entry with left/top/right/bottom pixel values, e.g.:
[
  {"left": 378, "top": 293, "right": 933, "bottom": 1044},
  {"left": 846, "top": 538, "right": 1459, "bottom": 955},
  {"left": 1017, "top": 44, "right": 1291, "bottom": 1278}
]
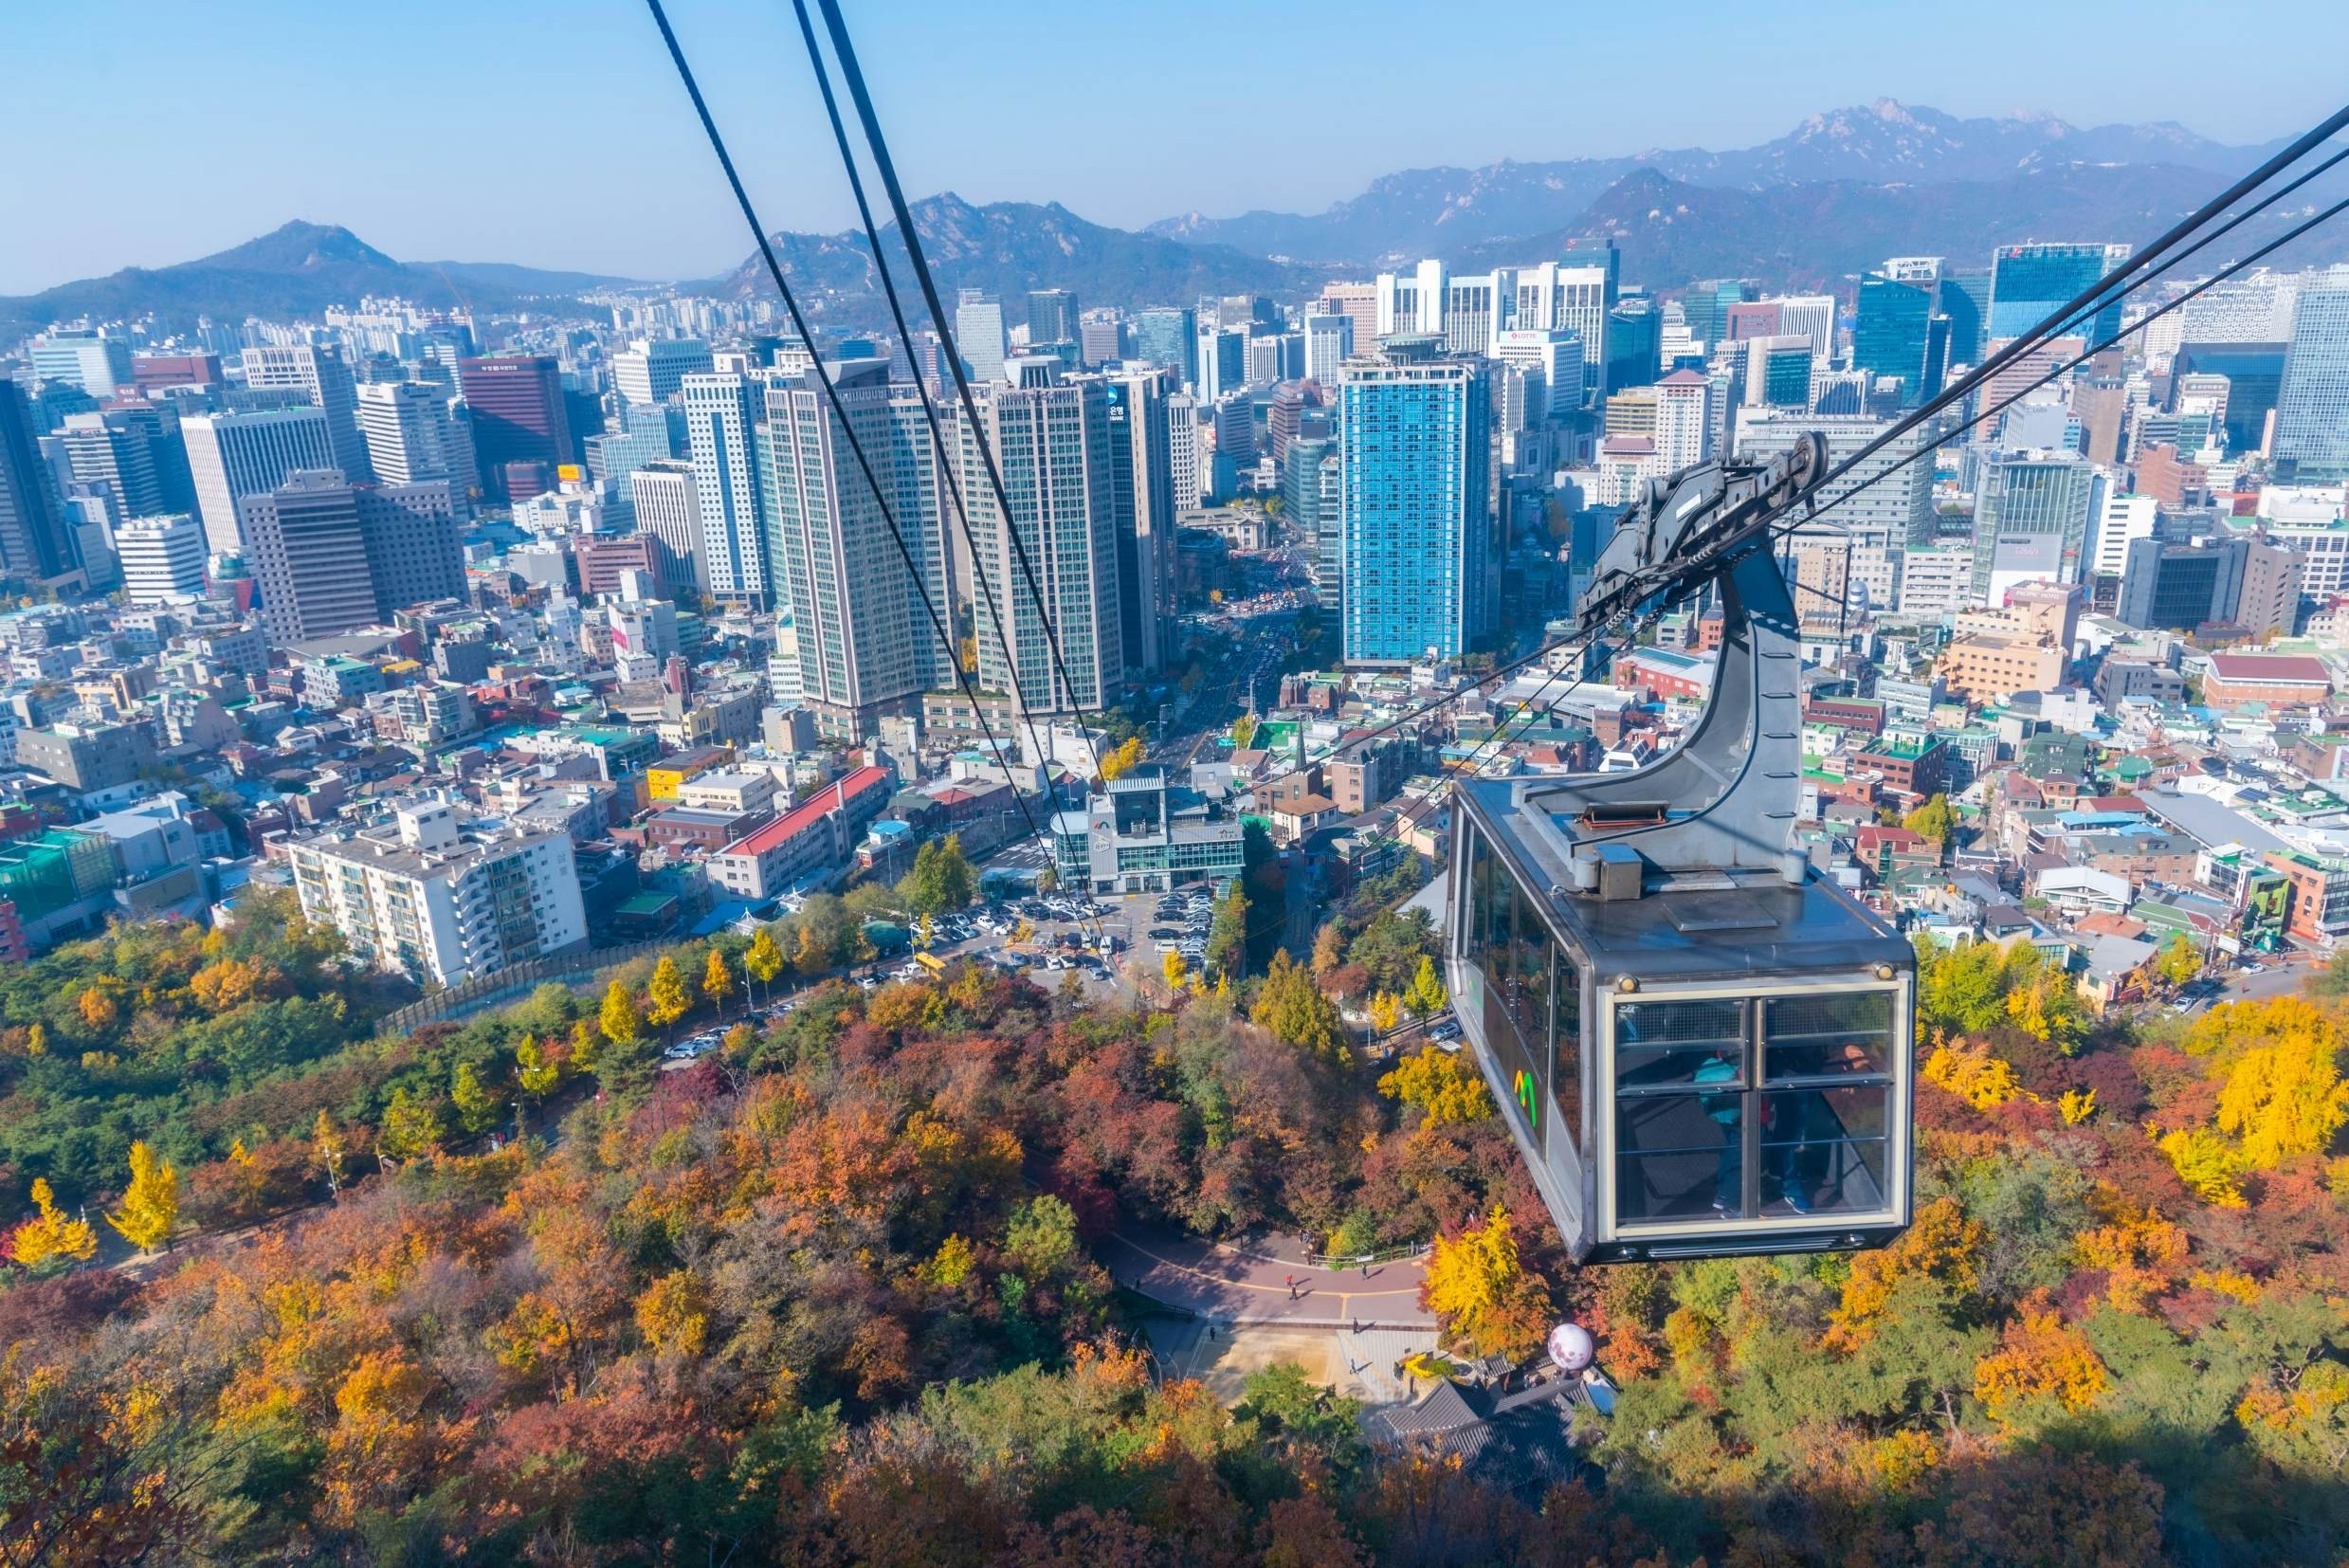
[{"left": 1100, "top": 1225, "right": 1434, "bottom": 1330}]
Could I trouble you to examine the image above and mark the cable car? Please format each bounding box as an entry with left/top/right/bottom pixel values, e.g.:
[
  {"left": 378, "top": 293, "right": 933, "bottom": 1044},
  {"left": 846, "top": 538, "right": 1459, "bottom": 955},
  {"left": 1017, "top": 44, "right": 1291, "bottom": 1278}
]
[{"left": 1446, "top": 437, "right": 1914, "bottom": 1263}]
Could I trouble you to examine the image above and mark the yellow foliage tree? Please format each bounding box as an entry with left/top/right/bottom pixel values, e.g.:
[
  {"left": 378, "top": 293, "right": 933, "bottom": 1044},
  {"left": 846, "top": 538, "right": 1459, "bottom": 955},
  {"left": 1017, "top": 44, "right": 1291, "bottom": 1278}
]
[
  {"left": 1974, "top": 1303, "right": 2108, "bottom": 1425},
  {"left": 1099, "top": 735, "right": 1145, "bottom": 782},
  {"left": 1423, "top": 1206, "right": 1548, "bottom": 1358},
  {"left": 744, "top": 925, "right": 785, "bottom": 1003},
  {"left": 2214, "top": 1028, "right": 2349, "bottom": 1169},
  {"left": 7, "top": 1176, "right": 98, "bottom": 1267},
  {"left": 2158, "top": 1125, "right": 2247, "bottom": 1207},
  {"left": 2073, "top": 1211, "right": 2189, "bottom": 1314},
  {"left": 515, "top": 1033, "right": 560, "bottom": 1099},
  {"left": 645, "top": 955, "right": 690, "bottom": 1037},
  {"left": 1162, "top": 949, "right": 1189, "bottom": 993},
  {"left": 792, "top": 922, "right": 824, "bottom": 978},
  {"left": 634, "top": 1269, "right": 710, "bottom": 1356},
  {"left": 1922, "top": 1041, "right": 2030, "bottom": 1110},
  {"left": 1406, "top": 955, "right": 1449, "bottom": 1020},
  {"left": 77, "top": 986, "right": 118, "bottom": 1031},
  {"left": 2058, "top": 1087, "right": 2098, "bottom": 1125},
  {"left": 1378, "top": 1046, "right": 1494, "bottom": 1125},
  {"left": 1368, "top": 992, "right": 1403, "bottom": 1033},
  {"left": 1826, "top": 1195, "right": 1985, "bottom": 1351},
  {"left": 105, "top": 1140, "right": 178, "bottom": 1253},
  {"left": 701, "top": 948, "right": 736, "bottom": 1015},
  {"left": 599, "top": 979, "right": 643, "bottom": 1051}
]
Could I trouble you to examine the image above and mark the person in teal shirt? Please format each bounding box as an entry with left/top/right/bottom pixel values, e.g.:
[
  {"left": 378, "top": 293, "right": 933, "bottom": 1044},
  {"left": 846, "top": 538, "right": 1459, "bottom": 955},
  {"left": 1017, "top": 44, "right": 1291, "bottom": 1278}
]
[{"left": 1694, "top": 1048, "right": 1741, "bottom": 1215}]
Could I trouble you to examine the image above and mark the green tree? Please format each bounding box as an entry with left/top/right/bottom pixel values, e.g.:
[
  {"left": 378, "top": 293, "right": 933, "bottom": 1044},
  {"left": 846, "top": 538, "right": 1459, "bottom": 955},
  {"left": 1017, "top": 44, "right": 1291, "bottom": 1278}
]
[
  {"left": 378, "top": 1085, "right": 444, "bottom": 1162},
  {"left": 450, "top": 1061, "right": 499, "bottom": 1137},
  {"left": 1206, "top": 880, "right": 1250, "bottom": 978},
  {"left": 2156, "top": 932, "right": 2203, "bottom": 992},
  {"left": 897, "top": 833, "right": 978, "bottom": 919},
  {"left": 1406, "top": 954, "right": 1449, "bottom": 1020},
  {"left": 1250, "top": 949, "right": 1345, "bottom": 1058},
  {"left": 515, "top": 1033, "right": 560, "bottom": 1099}
]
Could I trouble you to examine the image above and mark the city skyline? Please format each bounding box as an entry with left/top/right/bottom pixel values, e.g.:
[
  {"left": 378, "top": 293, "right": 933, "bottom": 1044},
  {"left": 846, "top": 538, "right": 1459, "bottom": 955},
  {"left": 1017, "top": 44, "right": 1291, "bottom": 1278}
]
[{"left": 4, "top": 0, "right": 2344, "bottom": 295}]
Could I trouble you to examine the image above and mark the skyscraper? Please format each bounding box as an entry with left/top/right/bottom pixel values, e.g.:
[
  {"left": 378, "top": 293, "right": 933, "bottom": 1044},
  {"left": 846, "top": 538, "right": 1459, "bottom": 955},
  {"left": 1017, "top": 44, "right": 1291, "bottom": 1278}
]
[
  {"left": 244, "top": 343, "right": 373, "bottom": 483},
  {"left": 1132, "top": 307, "right": 1198, "bottom": 387},
  {"left": 1284, "top": 434, "right": 1342, "bottom": 620},
  {"left": 355, "top": 382, "right": 477, "bottom": 504},
  {"left": 1652, "top": 370, "right": 1714, "bottom": 471},
  {"left": 681, "top": 372, "right": 772, "bottom": 604},
  {"left": 28, "top": 334, "right": 133, "bottom": 397},
  {"left": 1988, "top": 243, "right": 2131, "bottom": 346},
  {"left": 1302, "top": 311, "right": 1355, "bottom": 388},
  {"left": 2274, "top": 269, "right": 2349, "bottom": 483},
  {"left": 757, "top": 359, "right": 953, "bottom": 737},
  {"left": 1853, "top": 273, "right": 1939, "bottom": 405},
  {"left": 241, "top": 470, "right": 463, "bottom": 642},
  {"left": 0, "top": 378, "right": 72, "bottom": 582},
  {"left": 1195, "top": 328, "right": 1247, "bottom": 407},
  {"left": 1318, "top": 283, "right": 1379, "bottom": 366},
  {"left": 59, "top": 410, "right": 166, "bottom": 520},
  {"left": 610, "top": 338, "right": 713, "bottom": 407},
  {"left": 1103, "top": 370, "right": 1177, "bottom": 676},
  {"left": 181, "top": 407, "right": 337, "bottom": 555},
  {"left": 628, "top": 459, "right": 705, "bottom": 594},
  {"left": 1972, "top": 452, "right": 2107, "bottom": 601},
  {"left": 1775, "top": 295, "right": 1837, "bottom": 361},
  {"left": 954, "top": 290, "right": 1009, "bottom": 383},
  {"left": 1375, "top": 260, "right": 1447, "bottom": 337},
  {"left": 1078, "top": 314, "right": 1126, "bottom": 366},
  {"left": 1605, "top": 298, "right": 1662, "bottom": 393},
  {"left": 585, "top": 401, "right": 683, "bottom": 486},
  {"left": 1336, "top": 341, "right": 1491, "bottom": 666},
  {"left": 956, "top": 377, "right": 1122, "bottom": 713},
  {"left": 456, "top": 356, "right": 573, "bottom": 501},
  {"left": 1027, "top": 289, "right": 1080, "bottom": 349}
]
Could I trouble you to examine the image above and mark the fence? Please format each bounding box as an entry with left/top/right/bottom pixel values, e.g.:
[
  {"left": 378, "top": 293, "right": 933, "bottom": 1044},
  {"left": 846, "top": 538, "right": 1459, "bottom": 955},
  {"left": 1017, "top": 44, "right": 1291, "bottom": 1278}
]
[{"left": 378, "top": 939, "right": 673, "bottom": 1033}]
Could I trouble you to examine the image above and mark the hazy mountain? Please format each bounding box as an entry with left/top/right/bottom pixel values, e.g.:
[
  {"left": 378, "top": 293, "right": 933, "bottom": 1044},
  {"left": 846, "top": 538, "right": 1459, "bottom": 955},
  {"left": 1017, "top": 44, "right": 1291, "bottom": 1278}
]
[
  {"left": 1151, "top": 100, "right": 2292, "bottom": 265},
  {"left": 1461, "top": 160, "right": 2349, "bottom": 295},
  {"left": 0, "top": 221, "right": 645, "bottom": 340},
  {"left": 709, "top": 192, "right": 1331, "bottom": 330}
]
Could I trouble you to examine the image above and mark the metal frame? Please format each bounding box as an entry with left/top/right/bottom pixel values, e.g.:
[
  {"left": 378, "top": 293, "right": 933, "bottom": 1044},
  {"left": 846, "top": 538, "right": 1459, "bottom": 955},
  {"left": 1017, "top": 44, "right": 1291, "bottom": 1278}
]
[{"left": 1595, "top": 973, "right": 1911, "bottom": 1249}]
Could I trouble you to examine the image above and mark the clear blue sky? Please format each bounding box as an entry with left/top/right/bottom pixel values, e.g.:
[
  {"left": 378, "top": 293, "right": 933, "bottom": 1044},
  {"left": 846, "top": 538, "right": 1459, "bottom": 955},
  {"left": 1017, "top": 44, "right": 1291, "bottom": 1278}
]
[{"left": 2, "top": 0, "right": 2341, "bottom": 294}]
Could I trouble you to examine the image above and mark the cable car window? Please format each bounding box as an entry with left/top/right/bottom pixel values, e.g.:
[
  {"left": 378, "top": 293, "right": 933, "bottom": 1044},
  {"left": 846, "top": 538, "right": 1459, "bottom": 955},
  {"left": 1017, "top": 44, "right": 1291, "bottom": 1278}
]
[
  {"left": 1615, "top": 997, "right": 1747, "bottom": 1089},
  {"left": 1762, "top": 993, "right": 1891, "bottom": 1079},
  {"left": 1759, "top": 1085, "right": 1891, "bottom": 1217},
  {"left": 1549, "top": 953, "right": 1581, "bottom": 1152},
  {"left": 1615, "top": 1072, "right": 1745, "bottom": 1224},
  {"left": 1469, "top": 831, "right": 1553, "bottom": 1154}
]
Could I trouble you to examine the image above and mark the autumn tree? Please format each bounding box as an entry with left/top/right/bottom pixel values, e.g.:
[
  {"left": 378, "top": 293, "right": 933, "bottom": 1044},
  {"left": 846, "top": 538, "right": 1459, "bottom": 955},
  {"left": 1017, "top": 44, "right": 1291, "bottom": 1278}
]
[
  {"left": 898, "top": 834, "right": 977, "bottom": 918},
  {"left": 1973, "top": 1299, "right": 2108, "bottom": 1427},
  {"left": 450, "top": 1061, "right": 499, "bottom": 1136},
  {"left": 635, "top": 1268, "right": 711, "bottom": 1356},
  {"left": 378, "top": 1085, "right": 445, "bottom": 1161},
  {"left": 1231, "top": 713, "right": 1258, "bottom": 751},
  {"left": 7, "top": 1176, "right": 97, "bottom": 1267},
  {"left": 1310, "top": 922, "right": 1346, "bottom": 982},
  {"left": 702, "top": 947, "right": 736, "bottom": 1017},
  {"left": 1162, "top": 949, "right": 1190, "bottom": 994},
  {"left": 516, "top": 1033, "right": 561, "bottom": 1100},
  {"left": 1378, "top": 1046, "right": 1493, "bottom": 1125},
  {"left": 744, "top": 924, "right": 785, "bottom": 1006},
  {"left": 645, "top": 955, "right": 690, "bottom": 1041},
  {"left": 1206, "top": 881, "right": 1249, "bottom": 977},
  {"left": 1099, "top": 735, "right": 1145, "bottom": 782},
  {"left": 792, "top": 922, "right": 825, "bottom": 979},
  {"left": 1406, "top": 955, "right": 1448, "bottom": 1020},
  {"left": 76, "top": 985, "right": 118, "bottom": 1031},
  {"left": 2155, "top": 933, "right": 2203, "bottom": 992},
  {"left": 1368, "top": 992, "right": 1403, "bottom": 1034},
  {"left": 105, "top": 1140, "right": 177, "bottom": 1253},
  {"left": 1902, "top": 793, "right": 1958, "bottom": 852},
  {"left": 1250, "top": 949, "right": 1346, "bottom": 1059},
  {"left": 600, "top": 978, "right": 644, "bottom": 1051},
  {"left": 1423, "top": 1207, "right": 1551, "bottom": 1358}
]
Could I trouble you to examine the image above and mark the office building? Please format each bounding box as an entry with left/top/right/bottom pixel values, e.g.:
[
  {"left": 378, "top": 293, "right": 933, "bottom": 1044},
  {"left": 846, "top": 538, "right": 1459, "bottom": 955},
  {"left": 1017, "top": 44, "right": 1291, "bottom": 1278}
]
[
  {"left": 1972, "top": 452, "right": 2107, "bottom": 601},
  {"left": 240, "top": 470, "right": 463, "bottom": 643},
  {"left": 285, "top": 798, "right": 588, "bottom": 985},
  {"left": 1196, "top": 328, "right": 1247, "bottom": 407},
  {"left": 1989, "top": 242, "right": 2132, "bottom": 346},
  {"left": 1104, "top": 370, "right": 1178, "bottom": 676},
  {"left": 2088, "top": 493, "right": 2160, "bottom": 578},
  {"left": 1211, "top": 392, "right": 1256, "bottom": 471},
  {"left": 758, "top": 359, "right": 952, "bottom": 738},
  {"left": 954, "top": 289, "right": 1008, "bottom": 383},
  {"left": 1652, "top": 370, "right": 1714, "bottom": 470},
  {"left": 59, "top": 410, "right": 165, "bottom": 521},
  {"left": 114, "top": 513, "right": 207, "bottom": 605},
  {"left": 1738, "top": 336, "right": 1814, "bottom": 410},
  {"left": 1775, "top": 295, "right": 1836, "bottom": 360},
  {"left": 0, "top": 379, "right": 72, "bottom": 582},
  {"left": 681, "top": 372, "right": 772, "bottom": 603},
  {"left": 1336, "top": 341, "right": 1491, "bottom": 665},
  {"left": 2180, "top": 269, "right": 2302, "bottom": 344},
  {"left": 1853, "top": 272, "right": 1944, "bottom": 406},
  {"left": 1302, "top": 311, "right": 1355, "bottom": 388},
  {"left": 956, "top": 377, "right": 1122, "bottom": 713},
  {"left": 1491, "top": 330, "right": 1585, "bottom": 425},
  {"left": 2275, "top": 268, "right": 2349, "bottom": 483},
  {"left": 1285, "top": 434, "right": 1342, "bottom": 618},
  {"left": 1736, "top": 410, "right": 1934, "bottom": 556},
  {"left": 1133, "top": 307, "right": 1198, "bottom": 387},
  {"left": 628, "top": 459, "right": 704, "bottom": 593},
  {"left": 244, "top": 343, "right": 373, "bottom": 483},
  {"left": 28, "top": 334, "right": 133, "bottom": 397},
  {"left": 1078, "top": 313, "right": 1126, "bottom": 366},
  {"left": 456, "top": 356, "right": 573, "bottom": 501},
  {"left": 181, "top": 406, "right": 337, "bottom": 555},
  {"left": 1027, "top": 289, "right": 1080, "bottom": 349},
  {"left": 1053, "top": 764, "right": 1245, "bottom": 895},
  {"left": 610, "top": 338, "right": 713, "bottom": 407},
  {"left": 585, "top": 400, "right": 682, "bottom": 487},
  {"left": 355, "top": 381, "right": 477, "bottom": 503},
  {"left": 1606, "top": 297, "right": 1662, "bottom": 393},
  {"left": 2118, "top": 536, "right": 2303, "bottom": 638},
  {"left": 1166, "top": 391, "right": 1200, "bottom": 508}
]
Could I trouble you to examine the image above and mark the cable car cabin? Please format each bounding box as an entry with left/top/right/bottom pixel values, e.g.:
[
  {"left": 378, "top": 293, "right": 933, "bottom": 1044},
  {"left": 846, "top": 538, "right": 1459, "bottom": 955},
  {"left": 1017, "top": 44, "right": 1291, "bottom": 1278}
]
[
  {"left": 1441, "top": 439, "right": 1913, "bottom": 1264},
  {"left": 1448, "top": 787, "right": 1913, "bottom": 1263}
]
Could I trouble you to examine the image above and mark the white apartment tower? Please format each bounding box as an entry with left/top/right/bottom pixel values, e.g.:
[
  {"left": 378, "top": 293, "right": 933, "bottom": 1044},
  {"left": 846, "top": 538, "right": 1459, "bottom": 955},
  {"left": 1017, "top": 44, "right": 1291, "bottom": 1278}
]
[
  {"left": 243, "top": 342, "right": 373, "bottom": 483},
  {"left": 181, "top": 407, "right": 337, "bottom": 555},
  {"left": 681, "top": 372, "right": 773, "bottom": 603}
]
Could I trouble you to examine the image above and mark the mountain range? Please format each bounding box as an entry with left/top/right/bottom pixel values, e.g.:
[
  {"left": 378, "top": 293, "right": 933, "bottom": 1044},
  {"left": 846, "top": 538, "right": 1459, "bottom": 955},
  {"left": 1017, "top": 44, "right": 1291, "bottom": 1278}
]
[
  {"left": 0, "top": 222, "right": 639, "bottom": 342},
  {"left": 5, "top": 101, "right": 2340, "bottom": 345}
]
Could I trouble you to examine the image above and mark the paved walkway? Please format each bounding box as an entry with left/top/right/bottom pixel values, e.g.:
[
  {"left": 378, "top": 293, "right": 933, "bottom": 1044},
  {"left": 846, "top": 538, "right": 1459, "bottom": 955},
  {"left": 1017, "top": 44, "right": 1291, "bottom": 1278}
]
[{"left": 1102, "top": 1226, "right": 1435, "bottom": 1329}]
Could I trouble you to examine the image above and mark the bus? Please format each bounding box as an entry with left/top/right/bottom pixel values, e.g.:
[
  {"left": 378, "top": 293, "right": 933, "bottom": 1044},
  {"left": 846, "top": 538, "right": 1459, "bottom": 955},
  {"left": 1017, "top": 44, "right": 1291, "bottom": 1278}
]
[{"left": 915, "top": 952, "right": 948, "bottom": 977}]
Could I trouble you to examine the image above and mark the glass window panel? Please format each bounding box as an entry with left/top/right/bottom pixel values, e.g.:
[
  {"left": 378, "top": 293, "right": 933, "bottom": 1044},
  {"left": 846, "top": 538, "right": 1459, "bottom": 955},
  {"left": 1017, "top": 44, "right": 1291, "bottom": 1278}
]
[
  {"left": 1549, "top": 955, "right": 1582, "bottom": 1153},
  {"left": 1760, "top": 1086, "right": 1891, "bottom": 1216},
  {"left": 1616, "top": 997, "right": 1747, "bottom": 1089},
  {"left": 1763, "top": 992, "right": 1893, "bottom": 1081},
  {"left": 1616, "top": 1092, "right": 1743, "bottom": 1223}
]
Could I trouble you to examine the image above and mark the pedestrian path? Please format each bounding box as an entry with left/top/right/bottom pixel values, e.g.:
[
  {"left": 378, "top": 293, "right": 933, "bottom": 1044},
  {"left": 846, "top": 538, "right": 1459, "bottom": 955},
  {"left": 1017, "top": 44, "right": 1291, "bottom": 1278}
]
[{"left": 1102, "top": 1225, "right": 1435, "bottom": 1328}]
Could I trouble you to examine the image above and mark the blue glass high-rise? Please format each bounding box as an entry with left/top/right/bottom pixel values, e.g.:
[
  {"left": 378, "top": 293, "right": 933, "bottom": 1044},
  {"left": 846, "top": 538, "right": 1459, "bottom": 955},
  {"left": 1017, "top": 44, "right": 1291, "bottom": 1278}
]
[{"left": 1336, "top": 339, "right": 1491, "bottom": 666}]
